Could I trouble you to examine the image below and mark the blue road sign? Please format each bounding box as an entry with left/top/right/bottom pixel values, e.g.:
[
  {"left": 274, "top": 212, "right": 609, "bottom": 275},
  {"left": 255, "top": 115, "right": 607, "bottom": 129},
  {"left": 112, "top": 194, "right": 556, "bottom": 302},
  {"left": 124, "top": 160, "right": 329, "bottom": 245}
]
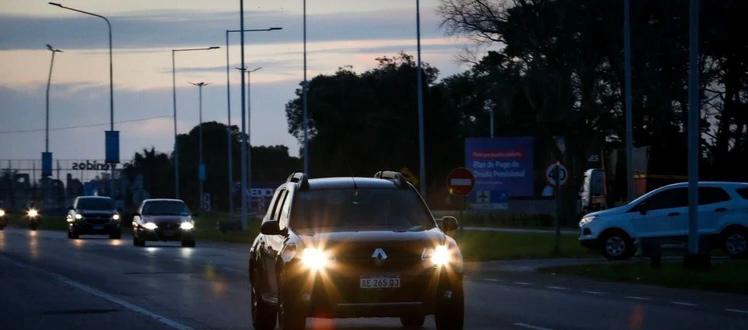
[
  {"left": 41, "top": 152, "right": 53, "bottom": 177},
  {"left": 105, "top": 131, "right": 120, "bottom": 164}
]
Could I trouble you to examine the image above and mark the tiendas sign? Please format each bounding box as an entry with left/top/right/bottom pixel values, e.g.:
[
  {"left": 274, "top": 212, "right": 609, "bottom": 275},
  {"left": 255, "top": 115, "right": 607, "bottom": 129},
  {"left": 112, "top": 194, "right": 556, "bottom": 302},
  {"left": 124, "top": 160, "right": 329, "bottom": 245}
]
[{"left": 71, "top": 160, "right": 119, "bottom": 171}]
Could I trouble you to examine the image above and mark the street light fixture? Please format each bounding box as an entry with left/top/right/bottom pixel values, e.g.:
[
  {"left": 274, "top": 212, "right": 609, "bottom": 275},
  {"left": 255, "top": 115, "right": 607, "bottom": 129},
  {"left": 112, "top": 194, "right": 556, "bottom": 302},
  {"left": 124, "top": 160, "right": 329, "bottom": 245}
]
[
  {"left": 224, "top": 27, "right": 281, "bottom": 224},
  {"left": 171, "top": 46, "right": 220, "bottom": 199},
  {"left": 43, "top": 44, "right": 63, "bottom": 178},
  {"left": 190, "top": 82, "right": 208, "bottom": 211},
  {"left": 49, "top": 2, "right": 117, "bottom": 195}
]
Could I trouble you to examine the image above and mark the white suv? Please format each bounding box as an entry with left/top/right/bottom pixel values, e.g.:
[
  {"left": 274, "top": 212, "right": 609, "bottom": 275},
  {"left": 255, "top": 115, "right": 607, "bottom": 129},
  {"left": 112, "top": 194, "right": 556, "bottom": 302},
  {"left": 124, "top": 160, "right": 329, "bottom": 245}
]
[{"left": 579, "top": 182, "right": 748, "bottom": 260}]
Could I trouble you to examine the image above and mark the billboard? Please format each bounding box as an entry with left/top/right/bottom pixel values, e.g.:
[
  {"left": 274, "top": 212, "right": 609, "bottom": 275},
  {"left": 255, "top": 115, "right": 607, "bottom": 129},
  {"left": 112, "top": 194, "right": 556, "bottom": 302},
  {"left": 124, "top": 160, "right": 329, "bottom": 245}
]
[{"left": 465, "top": 137, "right": 534, "bottom": 209}]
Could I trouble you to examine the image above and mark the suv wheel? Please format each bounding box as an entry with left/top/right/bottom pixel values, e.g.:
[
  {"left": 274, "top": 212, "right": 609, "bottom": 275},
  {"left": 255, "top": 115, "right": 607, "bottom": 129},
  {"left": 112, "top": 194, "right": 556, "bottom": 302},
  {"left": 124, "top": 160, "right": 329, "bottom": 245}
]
[
  {"left": 400, "top": 314, "right": 425, "bottom": 328},
  {"left": 434, "top": 280, "right": 464, "bottom": 330},
  {"left": 601, "top": 231, "right": 633, "bottom": 260},
  {"left": 278, "top": 286, "right": 305, "bottom": 330},
  {"left": 251, "top": 284, "right": 276, "bottom": 330},
  {"left": 723, "top": 227, "right": 748, "bottom": 258}
]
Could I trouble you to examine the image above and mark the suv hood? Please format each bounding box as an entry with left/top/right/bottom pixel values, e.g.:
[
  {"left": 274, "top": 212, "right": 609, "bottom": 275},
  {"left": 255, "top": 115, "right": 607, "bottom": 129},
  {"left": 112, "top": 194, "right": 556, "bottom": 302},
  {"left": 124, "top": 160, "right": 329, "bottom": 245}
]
[
  {"left": 141, "top": 215, "right": 189, "bottom": 223},
  {"left": 584, "top": 204, "right": 631, "bottom": 218},
  {"left": 296, "top": 228, "right": 445, "bottom": 248},
  {"left": 80, "top": 210, "right": 115, "bottom": 216}
]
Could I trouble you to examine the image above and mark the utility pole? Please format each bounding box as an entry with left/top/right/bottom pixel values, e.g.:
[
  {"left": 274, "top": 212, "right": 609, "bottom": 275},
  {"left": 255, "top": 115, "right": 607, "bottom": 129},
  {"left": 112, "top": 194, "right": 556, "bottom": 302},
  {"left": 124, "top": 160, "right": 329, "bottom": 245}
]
[
  {"left": 623, "top": 0, "right": 635, "bottom": 202},
  {"left": 246, "top": 67, "right": 262, "bottom": 219},
  {"left": 416, "top": 0, "right": 427, "bottom": 197},
  {"left": 685, "top": 0, "right": 705, "bottom": 268}
]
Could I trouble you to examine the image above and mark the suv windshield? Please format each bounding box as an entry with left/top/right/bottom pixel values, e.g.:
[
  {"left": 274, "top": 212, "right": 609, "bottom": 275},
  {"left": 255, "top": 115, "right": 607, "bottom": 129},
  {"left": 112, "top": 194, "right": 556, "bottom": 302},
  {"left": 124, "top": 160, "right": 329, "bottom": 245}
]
[
  {"left": 142, "top": 201, "right": 190, "bottom": 216},
  {"left": 290, "top": 188, "right": 435, "bottom": 232},
  {"left": 77, "top": 198, "right": 114, "bottom": 211}
]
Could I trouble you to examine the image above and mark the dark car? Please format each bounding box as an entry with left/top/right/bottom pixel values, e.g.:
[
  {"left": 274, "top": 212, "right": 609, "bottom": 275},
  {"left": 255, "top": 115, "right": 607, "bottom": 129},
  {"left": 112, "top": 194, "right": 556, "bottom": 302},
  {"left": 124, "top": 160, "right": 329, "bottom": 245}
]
[
  {"left": 67, "top": 196, "right": 121, "bottom": 239},
  {"left": 132, "top": 199, "right": 196, "bottom": 247},
  {"left": 249, "top": 172, "right": 464, "bottom": 330}
]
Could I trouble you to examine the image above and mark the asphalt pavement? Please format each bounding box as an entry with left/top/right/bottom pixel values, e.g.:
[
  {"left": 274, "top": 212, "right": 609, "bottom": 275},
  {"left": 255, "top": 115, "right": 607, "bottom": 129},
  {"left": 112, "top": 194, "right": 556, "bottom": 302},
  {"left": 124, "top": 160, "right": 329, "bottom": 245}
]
[{"left": 1, "top": 228, "right": 747, "bottom": 330}]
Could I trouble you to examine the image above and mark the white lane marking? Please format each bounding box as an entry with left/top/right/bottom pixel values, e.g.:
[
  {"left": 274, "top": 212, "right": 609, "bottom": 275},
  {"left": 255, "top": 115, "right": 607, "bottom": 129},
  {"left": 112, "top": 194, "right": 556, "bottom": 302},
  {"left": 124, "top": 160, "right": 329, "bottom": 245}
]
[
  {"left": 726, "top": 308, "right": 748, "bottom": 315},
  {"left": 485, "top": 278, "right": 500, "bottom": 282},
  {"left": 546, "top": 286, "right": 566, "bottom": 290},
  {"left": 583, "top": 291, "right": 603, "bottom": 295},
  {"left": 1, "top": 256, "right": 193, "bottom": 330},
  {"left": 514, "top": 281, "right": 533, "bottom": 286},
  {"left": 671, "top": 301, "right": 698, "bottom": 307},
  {"left": 625, "top": 296, "right": 651, "bottom": 301},
  {"left": 513, "top": 322, "right": 555, "bottom": 330}
]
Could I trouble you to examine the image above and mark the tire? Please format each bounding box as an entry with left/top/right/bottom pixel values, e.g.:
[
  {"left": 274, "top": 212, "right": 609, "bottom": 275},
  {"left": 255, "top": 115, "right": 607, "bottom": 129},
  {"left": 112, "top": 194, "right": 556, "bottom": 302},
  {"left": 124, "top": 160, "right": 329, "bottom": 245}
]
[
  {"left": 400, "top": 314, "right": 425, "bottom": 328},
  {"left": 30, "top": 223, "right": 38, "bottom": 231},
  {"left": 278, "top": 285, "right": 305, "bottom": 330},
  {"left": 434, "top": 280, "right": 464, "bottom": 330},
  {"left": 133, "top": 235, "right": 145, "bottom": 247},
  {"left": 69, "top": 227, "right": 79, "bottom": 239},
  {"left": 722, "top": 227, "right": 748, "bottom": 259},
  {"left": 181, "top": 240, "right": 196, "bottom": 248},
  {"left": 600, "top": 231, "right": 634, "bottom": 260},
  {"left": 251, "top": 282, "right": 276, "bottom": 330},
  {"left": 109, "top": 229, "right": 122, "bottom": 240}
]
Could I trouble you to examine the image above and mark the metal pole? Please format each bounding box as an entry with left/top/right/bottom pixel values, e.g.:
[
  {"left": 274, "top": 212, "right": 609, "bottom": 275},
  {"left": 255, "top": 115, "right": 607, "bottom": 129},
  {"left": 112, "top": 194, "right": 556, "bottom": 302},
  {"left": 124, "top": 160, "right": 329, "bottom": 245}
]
[
  {"left": 45, "top": 46, "right": 61, "bottom": 153},
  {"left": 172, "top": 50, "right": 180, "bottom": 198},
  {"left": 416, "top": 0, "right": 426, "bottom": 197},
  {"left": 303, "top": 0, "right": 310, "bottom": 175},
  {"left": 225, "top": 31, "right": 234, "bottom": 216},
  {"left": 193, "top": 82, "right": 206, "bottom": 211},
  {"left": 687, "top": 0, "right": 701, "bottom": 256},
  {"left": 239, "top": 0, "right": 248, "bottom": 230},
  {"left": 245, "top": 67, "right": 262, "bottom": 219},
  {"left": 489, "top": 109, "right": 495, "bottom": 138},
  {"left": 623, "top": 0, "right": 634, "bottom": 202}
]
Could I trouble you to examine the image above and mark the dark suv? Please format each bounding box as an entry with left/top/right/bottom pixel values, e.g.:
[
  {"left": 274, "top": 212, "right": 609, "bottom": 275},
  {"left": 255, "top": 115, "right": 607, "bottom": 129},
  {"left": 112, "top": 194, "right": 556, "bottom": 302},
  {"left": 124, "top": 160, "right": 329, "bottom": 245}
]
[
  {"left": 249, "top": 172, "right": 464, "bottom": 330},
  {"left": 67, "top": 196, "right": 121, "bottom": 239},
  {"left": 132, "top": 199, "right": 196, "bottom": 247}
]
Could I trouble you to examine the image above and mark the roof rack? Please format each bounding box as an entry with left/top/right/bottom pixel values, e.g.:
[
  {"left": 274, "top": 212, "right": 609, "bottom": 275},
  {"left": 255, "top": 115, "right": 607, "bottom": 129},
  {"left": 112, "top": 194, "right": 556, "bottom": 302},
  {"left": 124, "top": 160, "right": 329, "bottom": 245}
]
[
  {"left": 287, "top": 172, "right": 309, "bottom": 190},
  {"left": 373, "top": 171, "right": 408, "bottom": 188}
]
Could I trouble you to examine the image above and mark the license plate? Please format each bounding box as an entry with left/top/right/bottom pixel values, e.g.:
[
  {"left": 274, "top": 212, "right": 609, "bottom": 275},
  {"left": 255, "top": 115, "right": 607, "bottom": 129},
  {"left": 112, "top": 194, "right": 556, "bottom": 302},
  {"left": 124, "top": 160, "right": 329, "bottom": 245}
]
[
  {"left": 360, "top": 275, "right": 400, "bottom": 289},
  {"left": 162, "top": 230, "right": 175, "bottom": 236},
  {"left": 92, "top": 225, "right": 104, "bottom": 230}
]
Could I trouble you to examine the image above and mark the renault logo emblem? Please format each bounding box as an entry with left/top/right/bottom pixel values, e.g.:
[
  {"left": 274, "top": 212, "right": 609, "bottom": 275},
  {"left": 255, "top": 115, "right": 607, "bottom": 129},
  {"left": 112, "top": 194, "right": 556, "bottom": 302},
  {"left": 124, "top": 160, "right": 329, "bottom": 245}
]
[{"left": 371, "top": 248, "right": 388, "bottom": 265}]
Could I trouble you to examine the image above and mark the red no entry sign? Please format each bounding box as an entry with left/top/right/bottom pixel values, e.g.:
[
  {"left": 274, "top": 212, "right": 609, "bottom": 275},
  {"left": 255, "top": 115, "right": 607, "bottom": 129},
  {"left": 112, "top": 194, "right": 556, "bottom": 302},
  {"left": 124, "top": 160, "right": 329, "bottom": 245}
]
[{"left": 447, "top": 167, "right": 475, "bottom": 196}]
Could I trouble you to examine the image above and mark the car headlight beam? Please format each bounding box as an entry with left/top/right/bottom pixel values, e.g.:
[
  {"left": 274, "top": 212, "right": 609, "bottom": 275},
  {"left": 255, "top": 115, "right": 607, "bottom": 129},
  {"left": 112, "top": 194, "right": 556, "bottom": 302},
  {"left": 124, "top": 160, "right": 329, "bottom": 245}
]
[
  {"left": 0, "top": 209, "right": 5, "bottom": 217},
  {"left": 143, "top": 222, "right": 158, "bottom": 230},
  {"left": 112, "top": 214, "right": 120, "bottom": 221},
  {"left": 75, "top": 214, "right": 83, "bottom": 220},
  {"left": 301, "top": 247, "right": 329, "bottom": 272}
]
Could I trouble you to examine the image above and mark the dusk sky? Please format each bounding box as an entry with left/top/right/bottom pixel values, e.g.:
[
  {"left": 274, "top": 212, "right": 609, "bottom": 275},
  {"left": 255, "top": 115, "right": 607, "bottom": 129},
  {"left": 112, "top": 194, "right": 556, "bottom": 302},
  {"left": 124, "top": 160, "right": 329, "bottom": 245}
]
[{"left": 0, "top": 0, "right": 474, "bottom": 161}]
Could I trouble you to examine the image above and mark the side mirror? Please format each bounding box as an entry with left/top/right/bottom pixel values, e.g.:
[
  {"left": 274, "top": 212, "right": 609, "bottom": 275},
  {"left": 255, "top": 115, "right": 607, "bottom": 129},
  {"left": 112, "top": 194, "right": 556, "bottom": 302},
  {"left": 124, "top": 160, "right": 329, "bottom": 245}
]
[
  {"left": 260, "top": 220, "right": 282, "bottom": 235},
  {"left": 437, "top": 216, "right": 459, "bottom": 232}
]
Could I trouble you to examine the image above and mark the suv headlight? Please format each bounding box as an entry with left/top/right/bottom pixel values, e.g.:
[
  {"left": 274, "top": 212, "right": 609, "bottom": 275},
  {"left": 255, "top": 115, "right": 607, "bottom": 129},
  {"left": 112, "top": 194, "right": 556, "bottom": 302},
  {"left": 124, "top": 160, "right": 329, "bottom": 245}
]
[
  {"left": 579, "top": 216, "right": 597, "bottom": 228},
  {"left": 0, "top": 209, "right": 5, "bottom": 217},
  {"left": 143, "top": 222, "right": 158, "bottom": 230},
  {"left": 301, "top": 247, "right": 329, "bottom": 272},
  {"left": 75, "top": 214, "right": 83, "bottom": 220},
  {"left": 27, "top": 209, "right": 39, "bottom": 218},
  {"left": 180, "top": 221, "right": 194, "bottom": 230},
  {"left": 423, "top": 245, "right": 451, "bottom": 266},
  {"left": 112, "top": 214, "right": 120, "bottom": 221}
]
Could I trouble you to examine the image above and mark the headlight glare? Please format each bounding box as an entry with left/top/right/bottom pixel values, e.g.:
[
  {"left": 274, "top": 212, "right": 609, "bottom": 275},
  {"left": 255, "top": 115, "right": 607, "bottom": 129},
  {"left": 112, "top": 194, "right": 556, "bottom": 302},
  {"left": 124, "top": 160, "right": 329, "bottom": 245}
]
[
  {"left": 180, "top": 221, "right": 194, "bottom": 230},
  {"left": 27, "top": 209, "right": 39, "bottom": 218},
  {"left": 112, "top": 214, "right": 120, "bottom": 221},
  {"left": 0, "top": 209, "right": 5, "bottom": 217},
  {"left": 423, "top": 245, "right": 451, "bottom": 266},
  {"left": 75, "top": 214, "right": 83, "bottom": 220},
  {"left": 301, "top": 247, "right": 329, "bottom": 271},
  {"left": 143, "top": 222, "right": 158, "bottom": 230}
]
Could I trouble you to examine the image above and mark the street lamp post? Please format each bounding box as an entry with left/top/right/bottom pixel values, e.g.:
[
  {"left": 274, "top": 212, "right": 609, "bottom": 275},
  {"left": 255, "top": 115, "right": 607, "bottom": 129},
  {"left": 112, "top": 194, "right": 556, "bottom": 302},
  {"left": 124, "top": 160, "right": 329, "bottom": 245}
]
[
  {"left": 49, "top": 2, "right": 117, "bottom": 195},
  {"left": 415, "top": 0, "right": 426, "bottom": 197},
  {"left": 191, "top": 82, "right": 208, "bottom": 211},
  {"left": 171, "top": 46, "right": 220, "bottom": 199},
  {"left": 303, "top": 0, "right": 310, "bottom": 176},
  {"left": 44, "top": 44, "right": 63, "bottom": 176},
  {"left": 483, "top": 99, "right": 495, "bottom": 138},
  {"left": 224, "top": 27, "right": 281, "bottom": 221},
  {"left": 245, "top": 67, "right": 261, "bottom": 217}
]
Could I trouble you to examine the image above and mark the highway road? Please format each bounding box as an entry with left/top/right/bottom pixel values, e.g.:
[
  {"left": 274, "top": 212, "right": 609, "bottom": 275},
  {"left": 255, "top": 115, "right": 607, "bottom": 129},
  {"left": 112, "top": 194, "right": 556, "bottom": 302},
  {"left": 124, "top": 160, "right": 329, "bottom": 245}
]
[{"left": 1, "top": 228, "right": 747, "bottom": 330}]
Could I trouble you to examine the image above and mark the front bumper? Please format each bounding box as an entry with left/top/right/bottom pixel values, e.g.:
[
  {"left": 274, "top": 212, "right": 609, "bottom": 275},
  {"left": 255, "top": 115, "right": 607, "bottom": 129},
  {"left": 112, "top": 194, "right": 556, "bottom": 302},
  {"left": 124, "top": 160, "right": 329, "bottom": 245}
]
[
  {"left": 136, "top": 226, "right": 193, "bottom": 242},
  {"left": 284, "top": 261, "right": 462, "bottom": 318},
  {"left": 74, "top": 221, "right": 120, "bottom": 234}
]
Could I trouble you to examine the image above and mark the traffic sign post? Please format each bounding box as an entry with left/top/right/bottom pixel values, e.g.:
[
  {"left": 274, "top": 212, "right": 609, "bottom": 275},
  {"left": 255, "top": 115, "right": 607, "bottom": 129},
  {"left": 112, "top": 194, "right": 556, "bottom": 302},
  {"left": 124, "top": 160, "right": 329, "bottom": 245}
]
[{"left": 447, "top": 167, "right": 475, "bottom": 227}]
